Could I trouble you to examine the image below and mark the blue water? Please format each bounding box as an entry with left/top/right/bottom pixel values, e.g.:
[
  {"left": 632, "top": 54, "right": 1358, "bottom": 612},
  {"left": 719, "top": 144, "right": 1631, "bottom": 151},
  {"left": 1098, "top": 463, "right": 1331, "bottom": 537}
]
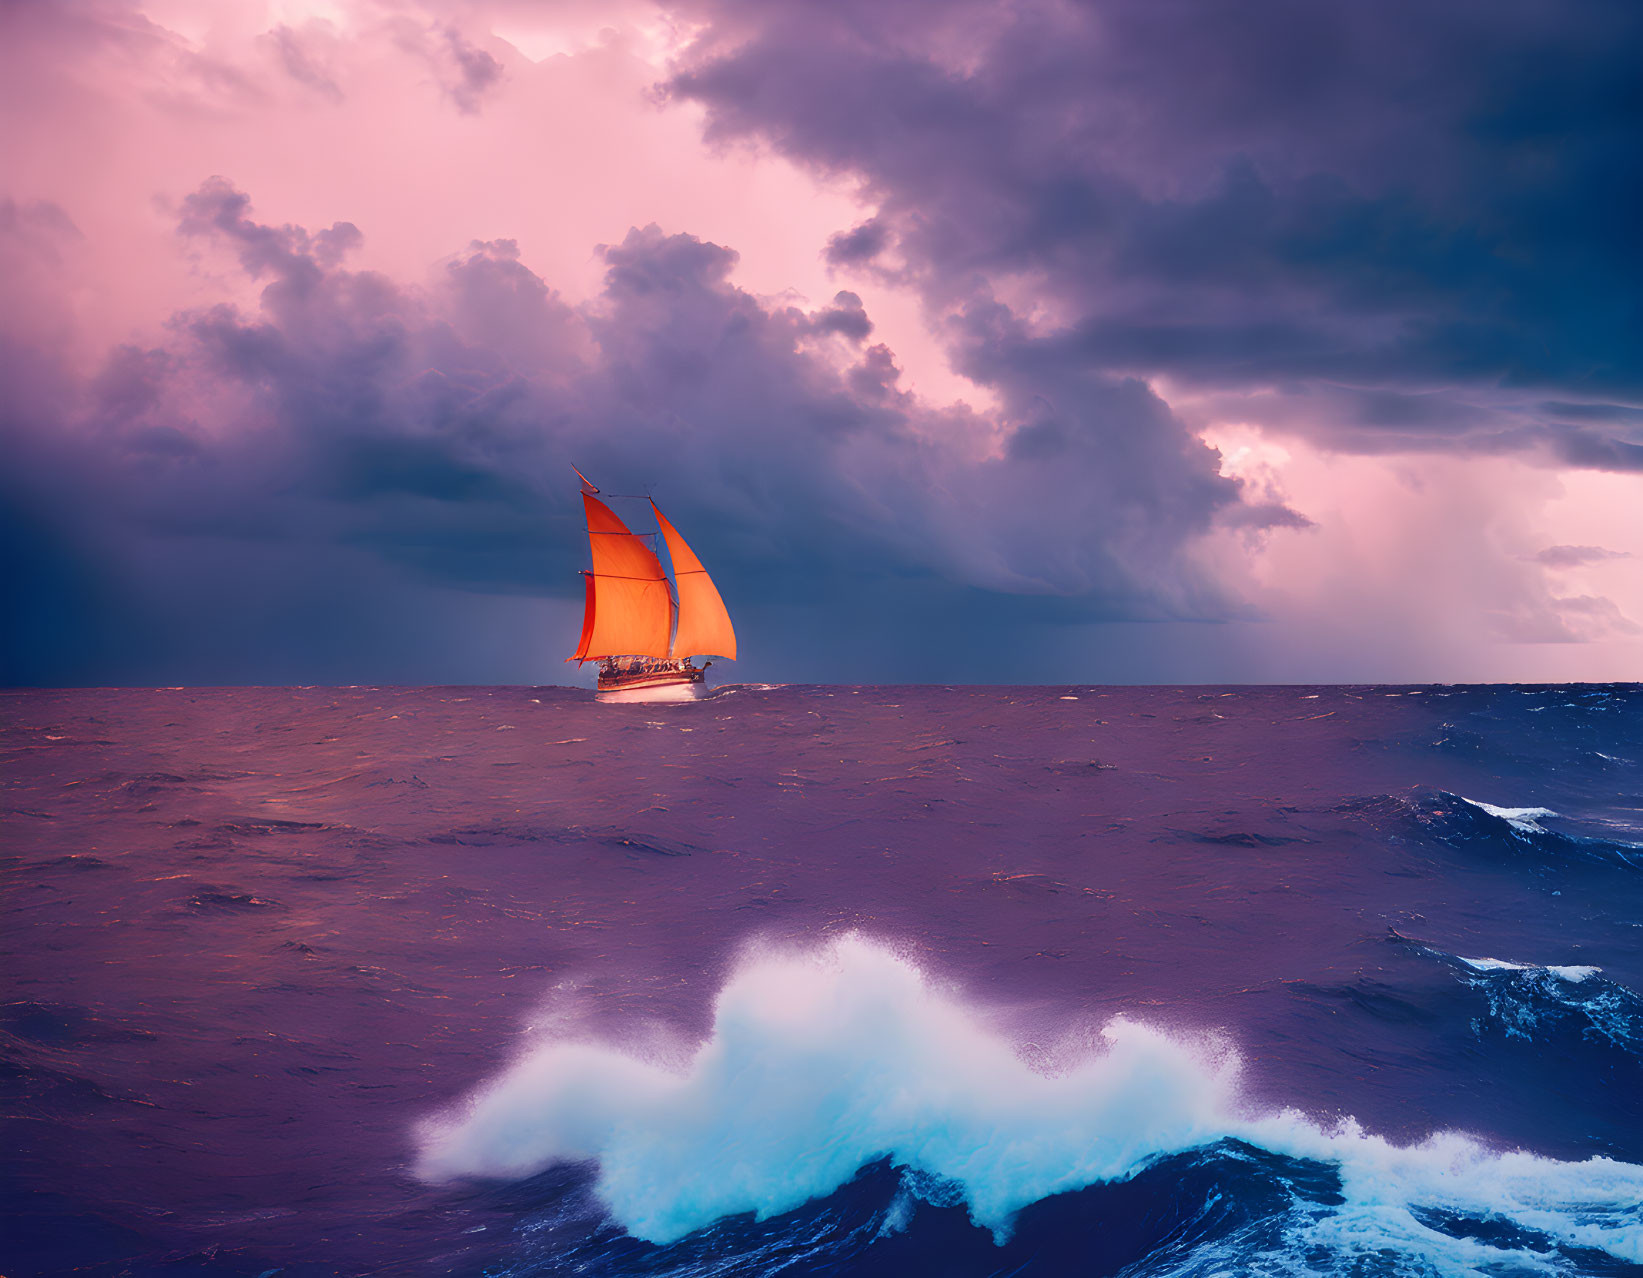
[{"left": 2, "top": 684, "right": 1640, "bottom": 1276}]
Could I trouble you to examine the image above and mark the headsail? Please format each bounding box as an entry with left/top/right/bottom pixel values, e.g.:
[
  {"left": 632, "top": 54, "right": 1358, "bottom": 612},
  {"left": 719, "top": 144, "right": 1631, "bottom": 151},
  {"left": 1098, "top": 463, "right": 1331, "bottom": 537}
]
[
  {"left": 571, "top": 492, "right": 674, "bottom": 660},
  {"left": 652, "top": 501, "right": 737, "bottom": 661}
]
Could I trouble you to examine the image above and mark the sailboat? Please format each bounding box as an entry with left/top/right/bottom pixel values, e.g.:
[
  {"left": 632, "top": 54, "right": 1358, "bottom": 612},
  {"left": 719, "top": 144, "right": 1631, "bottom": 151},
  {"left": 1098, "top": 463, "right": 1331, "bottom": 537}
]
[{"left": 567, "top": 474, "right": 737, "bottom": 702}]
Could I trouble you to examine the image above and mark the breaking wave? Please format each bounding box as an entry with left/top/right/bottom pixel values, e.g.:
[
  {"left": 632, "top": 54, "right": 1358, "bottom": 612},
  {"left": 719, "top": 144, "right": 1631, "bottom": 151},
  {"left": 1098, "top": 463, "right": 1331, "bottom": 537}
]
[
  {"left": 701, "top": 682, "right": 787, "bottom": 699},
  {"left": 1456, "top": 797, "right": 1561, "bottom": 834},
  {"left": 1400, "top": 939, "right": 1643, "bottom": 1054},
  {"left": 1456, "top": 954, "right": 1601, "bottom": 984},
  {"left": 1379, "top": 789, "right": 1643, "bottom": 868},
  {"left": 417, "top": 937, "right": 1643, "bottom": 1270},
  {"left": 1461, "top": 963, "right": 1643, "bottom": 1055}
]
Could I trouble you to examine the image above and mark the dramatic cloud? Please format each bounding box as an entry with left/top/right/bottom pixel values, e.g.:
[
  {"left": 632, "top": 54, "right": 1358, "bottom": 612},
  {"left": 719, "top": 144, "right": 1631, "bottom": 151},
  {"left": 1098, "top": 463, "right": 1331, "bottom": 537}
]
[
  {"left": 2, "top": 180, "right": 1258, "bottom": 682},
  {"left": 1, "top": 0, "right": 1639, "bottom": 683},
  {"left": 667, "top": 0, "right": 1643, "bottom": 466}
]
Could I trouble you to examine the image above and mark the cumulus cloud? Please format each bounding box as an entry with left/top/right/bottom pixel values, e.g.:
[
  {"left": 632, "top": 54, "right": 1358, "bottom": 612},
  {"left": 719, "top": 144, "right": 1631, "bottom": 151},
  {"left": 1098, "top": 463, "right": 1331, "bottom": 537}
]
[{"left": 1, "top": 181, "right": 1275, "bottom": 682}]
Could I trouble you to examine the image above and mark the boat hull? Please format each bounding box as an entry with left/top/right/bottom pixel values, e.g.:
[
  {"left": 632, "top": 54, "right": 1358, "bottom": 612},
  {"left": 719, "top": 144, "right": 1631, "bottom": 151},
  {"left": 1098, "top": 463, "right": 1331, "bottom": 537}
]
[
  {"left": 595, "top": 682, "right": 701, "bottom": 704},
  {"left": 594, "top": 657, "right": 707, "bottom": 703}
]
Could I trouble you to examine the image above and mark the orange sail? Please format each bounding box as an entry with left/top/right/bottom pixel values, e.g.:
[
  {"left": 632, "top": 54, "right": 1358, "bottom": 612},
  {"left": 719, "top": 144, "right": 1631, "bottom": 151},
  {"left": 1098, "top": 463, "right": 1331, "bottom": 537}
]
[
  {"left": 571, "top": 492, "right": 674, "bottom": 660},
  {"left": 653, "top": 501, "right": 737, "bottom": 660}
]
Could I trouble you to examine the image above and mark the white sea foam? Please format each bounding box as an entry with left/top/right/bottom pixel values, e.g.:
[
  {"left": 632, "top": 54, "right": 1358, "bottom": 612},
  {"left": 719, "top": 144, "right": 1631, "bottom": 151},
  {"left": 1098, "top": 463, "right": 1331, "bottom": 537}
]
[
  {"left": 1458, "top": 955, "right": 1602, "bottom": 983},
  {"left": 1458, "top": 796, "right": 1559, "bottom": 833},
  {"left": 417, "top": 936, "right": 1643, "bottom": 1265}
]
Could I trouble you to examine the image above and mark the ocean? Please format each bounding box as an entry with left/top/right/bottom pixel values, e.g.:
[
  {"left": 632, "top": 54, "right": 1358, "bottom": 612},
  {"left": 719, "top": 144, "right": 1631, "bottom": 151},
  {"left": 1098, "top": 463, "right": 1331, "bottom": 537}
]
[{"left": 2, "top": 684, "right": 1641, "bottom": 1277}]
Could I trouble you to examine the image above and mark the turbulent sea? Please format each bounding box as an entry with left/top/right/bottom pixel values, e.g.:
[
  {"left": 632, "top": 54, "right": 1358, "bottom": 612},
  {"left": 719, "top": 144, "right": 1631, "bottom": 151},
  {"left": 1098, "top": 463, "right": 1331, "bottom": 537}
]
[{"left": 3, "top": 685, "right": 1642, "bottom": 1278}]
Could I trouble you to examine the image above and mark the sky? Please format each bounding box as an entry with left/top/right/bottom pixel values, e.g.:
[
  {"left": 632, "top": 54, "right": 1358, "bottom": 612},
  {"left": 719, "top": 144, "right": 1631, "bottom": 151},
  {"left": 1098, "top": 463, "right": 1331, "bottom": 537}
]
[{"left": 2, "top": 0, "right": 1639, "bottom": 686}]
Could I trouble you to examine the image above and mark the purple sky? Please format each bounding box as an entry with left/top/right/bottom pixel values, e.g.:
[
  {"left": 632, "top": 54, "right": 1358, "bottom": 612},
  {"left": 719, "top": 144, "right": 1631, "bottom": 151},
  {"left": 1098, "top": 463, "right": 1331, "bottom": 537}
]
[{"left": 2, "top": 0, "right": 1639, "bottom": 685}]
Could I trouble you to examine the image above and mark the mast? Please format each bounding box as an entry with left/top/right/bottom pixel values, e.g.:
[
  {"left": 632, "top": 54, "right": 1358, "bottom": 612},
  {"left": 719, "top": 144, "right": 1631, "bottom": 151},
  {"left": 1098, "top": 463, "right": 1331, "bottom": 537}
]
[
  {"left": 569, "top": 491, "right": 674, "bottom": 661},
  {"left": 652, "top": 501, "right": 737, "bottom": 661}
]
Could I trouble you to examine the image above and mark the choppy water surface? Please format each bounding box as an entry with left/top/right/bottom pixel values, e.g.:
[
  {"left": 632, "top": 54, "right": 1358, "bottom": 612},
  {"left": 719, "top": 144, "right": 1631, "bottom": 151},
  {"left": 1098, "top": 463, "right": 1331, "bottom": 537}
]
[{"left": 3, "top": 684, "right": 1641, "bottom": 1276}]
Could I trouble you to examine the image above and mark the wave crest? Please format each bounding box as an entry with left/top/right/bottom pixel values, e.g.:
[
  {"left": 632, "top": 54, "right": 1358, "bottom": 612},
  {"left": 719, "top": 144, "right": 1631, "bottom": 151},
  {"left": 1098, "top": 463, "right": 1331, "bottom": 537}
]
[
  {"left": 416, "top": 936, "right": 1643, "bottom": 1266},
  {"left": 1394, "top": 930, "right": 1643, "bottom": 1054},
  {"left": 1352, "top": 788, "right": 1643, "bottom": 869}
]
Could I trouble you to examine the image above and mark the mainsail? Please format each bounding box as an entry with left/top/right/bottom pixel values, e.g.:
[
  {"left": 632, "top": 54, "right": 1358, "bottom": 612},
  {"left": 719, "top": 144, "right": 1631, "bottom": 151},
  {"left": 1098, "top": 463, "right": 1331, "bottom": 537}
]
[
  {"left": 571, "top": 492, "right": 674, "bottom": 660},
  {"left": 652, "top": 501, "right": 738, "bottom": 661}
]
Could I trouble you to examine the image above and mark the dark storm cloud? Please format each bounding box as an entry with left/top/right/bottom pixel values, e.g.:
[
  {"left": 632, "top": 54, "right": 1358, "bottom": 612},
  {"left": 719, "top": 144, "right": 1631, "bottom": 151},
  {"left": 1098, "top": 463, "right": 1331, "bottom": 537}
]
[
  {"left": 1541, "top": 401, "right": 1643, "bottom": 425},
  {"left": 666, "top": 0, "right": 1643, "bottom": 467},
  {"left": 2, "top": 182, "right": 1253, "bottom": 683},
  {"left": 1546, "top": 429, "right": 1643, "bottom": 473}
]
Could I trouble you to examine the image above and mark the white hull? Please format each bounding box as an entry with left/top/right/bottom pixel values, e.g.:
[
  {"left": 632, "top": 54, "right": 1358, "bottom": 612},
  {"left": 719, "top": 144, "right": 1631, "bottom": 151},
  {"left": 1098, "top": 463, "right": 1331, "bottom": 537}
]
[{"left": 595, "top": 683, "right": 702, "bottom": 705}]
